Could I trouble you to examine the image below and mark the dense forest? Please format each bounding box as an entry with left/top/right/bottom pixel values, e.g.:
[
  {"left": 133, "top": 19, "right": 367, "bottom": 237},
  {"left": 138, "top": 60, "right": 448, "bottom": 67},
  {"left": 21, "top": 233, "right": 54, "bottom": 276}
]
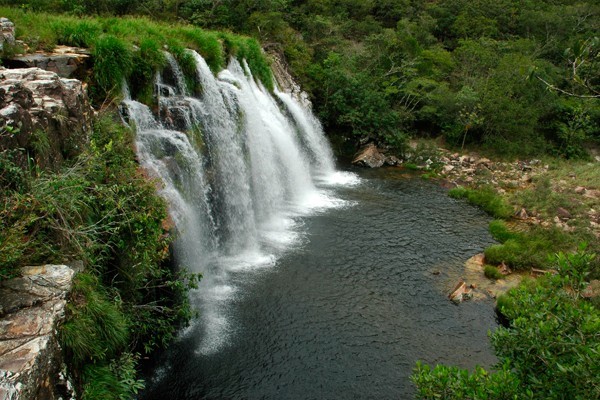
[
  {"left": 5, "top": 0, "right": 599, "bottom": 158},
  {"left": 1, "top": 1, "right": 598, "bottom": 399}
]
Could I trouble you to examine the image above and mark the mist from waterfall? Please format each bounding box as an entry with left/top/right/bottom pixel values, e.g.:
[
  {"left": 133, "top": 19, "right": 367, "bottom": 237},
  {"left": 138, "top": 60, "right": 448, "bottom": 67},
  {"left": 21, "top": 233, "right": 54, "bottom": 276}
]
[{"left": 122, "top": 50, "right": 358, "bottom": 354}]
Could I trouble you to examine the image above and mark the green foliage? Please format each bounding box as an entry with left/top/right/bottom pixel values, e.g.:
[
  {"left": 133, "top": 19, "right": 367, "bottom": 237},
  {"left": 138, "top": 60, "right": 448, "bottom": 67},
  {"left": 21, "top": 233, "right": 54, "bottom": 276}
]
[
  {"left": 492, "top": 249, "right": 600, "bottom": 399},
  {"left": 0, "top": 7, "right": 274, "bottom": 104},
  {"left": 448, "top": 186, "right": 513, "bottom": 219},
  {"left": 412, "top": 362, "right": 521, "bottom": 400},
  {"left": 0, "top": 111, "right": 198, "bottom": 397},
  {"left": 81, "top": 353, "right": 144, "bottom": 400},
  {"left": 414, "top": 248, "right": 599, "bottom": 399}
]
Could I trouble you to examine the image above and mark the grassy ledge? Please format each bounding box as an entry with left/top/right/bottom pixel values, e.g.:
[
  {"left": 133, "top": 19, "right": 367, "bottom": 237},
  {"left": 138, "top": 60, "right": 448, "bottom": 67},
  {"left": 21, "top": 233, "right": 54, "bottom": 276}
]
[{"left": 0, "top": 7, "right": 273, "bottom": 102}]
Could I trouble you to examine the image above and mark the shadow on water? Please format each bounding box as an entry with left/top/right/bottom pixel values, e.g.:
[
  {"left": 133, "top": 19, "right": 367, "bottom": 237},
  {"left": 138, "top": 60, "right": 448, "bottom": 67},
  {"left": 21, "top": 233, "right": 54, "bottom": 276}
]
[{"left": 141, "top": 168, "right": 498, "bottom": 400}]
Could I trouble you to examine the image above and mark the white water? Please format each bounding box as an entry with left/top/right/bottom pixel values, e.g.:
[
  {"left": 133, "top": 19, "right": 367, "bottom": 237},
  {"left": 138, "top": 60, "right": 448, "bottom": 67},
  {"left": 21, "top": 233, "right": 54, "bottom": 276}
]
[{"left": 122, "top": 51, "right": 358, "bottom": 354}]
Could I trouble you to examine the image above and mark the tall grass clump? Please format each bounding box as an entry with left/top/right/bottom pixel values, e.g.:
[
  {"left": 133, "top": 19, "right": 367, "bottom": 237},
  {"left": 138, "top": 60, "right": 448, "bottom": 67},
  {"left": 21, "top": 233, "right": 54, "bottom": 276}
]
[
  {"left": 484, "top": 225, "right": 582, "bottom": 270},
  {"left": 130, "top": 38, "right": 167, "bottom": 103},
  {"left": 91, "top": 35, "right": 133, "bottom": 101},
  {"left": 53, "top": 19, "right": 102, "bottom": 47},
  {"left": 179, "top": 27, "right": 224, "bottom": 73}
]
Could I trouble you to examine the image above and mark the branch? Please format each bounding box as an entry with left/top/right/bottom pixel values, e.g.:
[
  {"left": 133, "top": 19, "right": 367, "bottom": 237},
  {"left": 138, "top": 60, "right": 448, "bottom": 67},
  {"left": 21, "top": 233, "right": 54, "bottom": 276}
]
[{"left": 535, "top": 75, "right": 600, "bottom": 99}]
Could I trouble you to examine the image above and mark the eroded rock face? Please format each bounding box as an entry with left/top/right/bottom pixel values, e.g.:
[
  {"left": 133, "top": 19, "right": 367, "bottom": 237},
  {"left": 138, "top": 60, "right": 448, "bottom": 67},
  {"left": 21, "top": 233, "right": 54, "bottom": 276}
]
[
  {"left": 0, "top": 265, "right": 76, "bottom": 400},
  {"left": 0, "top": 67, "right": 93, "bottom": 170}
]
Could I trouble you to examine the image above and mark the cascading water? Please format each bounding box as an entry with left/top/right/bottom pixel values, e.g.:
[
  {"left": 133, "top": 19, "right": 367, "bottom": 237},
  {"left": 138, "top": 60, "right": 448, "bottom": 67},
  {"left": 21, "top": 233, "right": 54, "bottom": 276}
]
[{"left": 121, "top": 50, "right": 357, "bottom": 355}]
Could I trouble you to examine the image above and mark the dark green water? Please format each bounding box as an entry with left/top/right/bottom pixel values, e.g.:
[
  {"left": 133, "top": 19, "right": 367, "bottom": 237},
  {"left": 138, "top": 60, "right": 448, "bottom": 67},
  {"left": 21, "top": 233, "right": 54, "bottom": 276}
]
[{"left": 142, "top": 168, "right": 498, "bottom": 399}]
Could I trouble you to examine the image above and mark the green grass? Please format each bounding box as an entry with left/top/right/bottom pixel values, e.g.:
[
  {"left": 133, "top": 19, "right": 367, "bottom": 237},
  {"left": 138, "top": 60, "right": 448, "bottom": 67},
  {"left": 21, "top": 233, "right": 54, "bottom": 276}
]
[
  {"left": 488, "top": 220, "right": 520, "bottom": 243},
  {"left": 484, "top": 225, "right": 586, "bottom": 270},
  {"left": 449, "top": 186, "right": 513, "bottom": 219}
]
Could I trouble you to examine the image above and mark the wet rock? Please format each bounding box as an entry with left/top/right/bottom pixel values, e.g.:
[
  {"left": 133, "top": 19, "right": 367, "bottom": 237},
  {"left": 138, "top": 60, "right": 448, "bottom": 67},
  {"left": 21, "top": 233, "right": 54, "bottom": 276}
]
[
  {"left": 352, "top": 143, "right": 386, "bottom": 168},
  {"left": 0, "top": 265, "right": 76, "bottom": 400},
  {"left": 0, "top": 67, "right": 93, "bottom": 170},
  {"left": 449, "top": 280, "right": 472, "bottom": 303}
]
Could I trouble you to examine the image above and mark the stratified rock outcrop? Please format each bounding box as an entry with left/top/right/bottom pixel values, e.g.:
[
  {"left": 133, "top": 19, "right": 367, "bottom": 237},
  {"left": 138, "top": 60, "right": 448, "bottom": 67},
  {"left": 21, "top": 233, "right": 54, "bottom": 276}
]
[
  {"left": 0, "top": 265, "right": 77, "bottom": 400},
  {"left": 5, "top": 46, "right": 91, "bottom": 80},
  {"left": 0, "top": 67, "right": 93, "bottom": 169},
  {"left": 269, "top": 51, "right": 312, "bottom": 108}
]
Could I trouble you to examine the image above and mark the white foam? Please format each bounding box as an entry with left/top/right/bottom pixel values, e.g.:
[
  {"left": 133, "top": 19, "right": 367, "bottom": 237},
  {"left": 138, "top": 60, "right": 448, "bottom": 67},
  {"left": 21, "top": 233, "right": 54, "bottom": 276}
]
[{"left": 318, "top": 171, "right": 362, "bottom": 186}]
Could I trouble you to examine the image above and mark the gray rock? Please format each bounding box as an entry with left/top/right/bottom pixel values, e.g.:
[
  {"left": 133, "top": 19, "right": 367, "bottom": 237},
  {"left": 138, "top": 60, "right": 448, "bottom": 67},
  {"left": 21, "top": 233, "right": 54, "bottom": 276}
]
[
  {"left": 0, "top": 18, "right": 15, "bottom": 51},
  {"left": 556, "top": 207, "right": 572, "bottom": 220}
]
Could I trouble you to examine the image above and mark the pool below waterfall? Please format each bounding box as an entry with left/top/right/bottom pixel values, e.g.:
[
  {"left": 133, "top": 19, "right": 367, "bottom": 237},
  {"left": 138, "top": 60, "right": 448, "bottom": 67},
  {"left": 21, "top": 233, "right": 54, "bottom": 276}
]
[{"left": 141, "top": 167, "right": 499, "bottom": 399}]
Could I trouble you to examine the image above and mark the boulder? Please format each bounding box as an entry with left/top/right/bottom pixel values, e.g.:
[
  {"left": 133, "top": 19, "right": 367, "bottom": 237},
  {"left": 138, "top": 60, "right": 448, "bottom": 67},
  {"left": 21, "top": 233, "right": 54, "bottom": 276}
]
[
  {"left": 0, "top": 265, "right": 77, "bottom": 400},
  {"left": 352, "top": 143, "right": 386, "bottom": 168},
  {"left": 0, "top": 67, "right": 93, "bottom": 170}
]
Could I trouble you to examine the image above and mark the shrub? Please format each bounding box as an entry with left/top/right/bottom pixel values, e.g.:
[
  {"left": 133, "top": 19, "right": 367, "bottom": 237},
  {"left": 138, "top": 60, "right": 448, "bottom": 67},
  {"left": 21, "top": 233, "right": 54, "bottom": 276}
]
[
  {"left": 412, "top": 362, "right": 522, "bottom": 400},
  {"left": 484, "top": 265, "right": 503, "bottom": 280}
]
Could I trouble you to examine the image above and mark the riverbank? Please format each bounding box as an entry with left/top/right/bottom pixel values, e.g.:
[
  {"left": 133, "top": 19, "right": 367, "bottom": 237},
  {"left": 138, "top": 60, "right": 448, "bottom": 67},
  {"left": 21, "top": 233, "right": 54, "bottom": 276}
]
[{"left": 406, "top": 139, "right": 600, "bottom": 297}]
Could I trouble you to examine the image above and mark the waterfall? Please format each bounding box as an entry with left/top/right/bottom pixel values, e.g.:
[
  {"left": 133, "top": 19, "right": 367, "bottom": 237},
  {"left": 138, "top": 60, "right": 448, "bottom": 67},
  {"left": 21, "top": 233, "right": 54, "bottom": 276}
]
[{"left": 121, "top": 50, "right": 357, "bottom": 354}]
